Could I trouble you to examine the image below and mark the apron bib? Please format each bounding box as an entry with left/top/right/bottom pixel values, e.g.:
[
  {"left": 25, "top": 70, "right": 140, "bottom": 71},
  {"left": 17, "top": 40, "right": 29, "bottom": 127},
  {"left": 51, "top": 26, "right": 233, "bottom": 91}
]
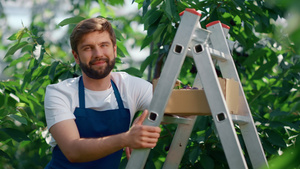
[{"left": 45, "top": 77, "right": 130, "bottom": 169}]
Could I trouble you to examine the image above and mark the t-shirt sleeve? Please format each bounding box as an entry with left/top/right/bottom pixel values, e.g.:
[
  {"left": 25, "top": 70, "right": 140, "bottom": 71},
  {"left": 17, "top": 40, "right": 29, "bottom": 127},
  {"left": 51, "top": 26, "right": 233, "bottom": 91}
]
[
  {"left": 44, "top": 85, "right": 75, "bottom": 130},
  {"left": 137, "top": 82, "right": 152, "bottom": 111},
  {"left": 129, "top": 76, "right": 153, "bottom": 111}
]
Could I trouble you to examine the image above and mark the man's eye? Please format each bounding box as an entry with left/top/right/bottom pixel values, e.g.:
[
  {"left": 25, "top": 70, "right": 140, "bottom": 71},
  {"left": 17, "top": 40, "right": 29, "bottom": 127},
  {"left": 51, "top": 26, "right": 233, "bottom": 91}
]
[{"left": 83, "top": 47, "right": 91, "bottom": 50}]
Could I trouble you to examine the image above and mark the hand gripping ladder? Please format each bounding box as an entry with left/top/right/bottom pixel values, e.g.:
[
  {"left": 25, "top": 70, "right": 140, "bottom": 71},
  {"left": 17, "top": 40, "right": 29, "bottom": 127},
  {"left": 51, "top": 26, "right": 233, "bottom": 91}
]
[{"left": 126, "top": 8, "right": 268, "bottom": 169}]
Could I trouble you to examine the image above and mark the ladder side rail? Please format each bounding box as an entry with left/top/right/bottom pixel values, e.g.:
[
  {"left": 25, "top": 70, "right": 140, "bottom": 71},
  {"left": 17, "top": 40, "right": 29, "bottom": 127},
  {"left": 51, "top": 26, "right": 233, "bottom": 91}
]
[
  {"left": 125, "top": 10, "right": 201, "bottom": 169},
  {"left": 207, "top": 22, "right": 268, "bottom": 169},
  {"left": 162, "top": 116, "right": 197, "bottom": 169},
  {"left": 162, "top": 72, "right": 205, "bottom": 169},
  {"left": 192, "top": 42, "right": 248, "bottom": 169}
]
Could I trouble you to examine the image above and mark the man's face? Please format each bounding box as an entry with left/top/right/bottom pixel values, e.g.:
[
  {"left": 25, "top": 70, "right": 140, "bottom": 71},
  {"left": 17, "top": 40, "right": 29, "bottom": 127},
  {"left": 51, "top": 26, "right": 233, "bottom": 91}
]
[{"left": 73, "top": 31, "right": 117, "bottom": 79}]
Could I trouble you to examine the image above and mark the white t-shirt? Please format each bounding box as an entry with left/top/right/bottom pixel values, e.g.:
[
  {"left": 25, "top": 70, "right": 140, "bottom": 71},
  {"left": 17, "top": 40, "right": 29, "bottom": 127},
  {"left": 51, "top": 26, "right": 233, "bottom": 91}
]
[{"left": 44, "top": 72, "right": 153, "bottom": 147}]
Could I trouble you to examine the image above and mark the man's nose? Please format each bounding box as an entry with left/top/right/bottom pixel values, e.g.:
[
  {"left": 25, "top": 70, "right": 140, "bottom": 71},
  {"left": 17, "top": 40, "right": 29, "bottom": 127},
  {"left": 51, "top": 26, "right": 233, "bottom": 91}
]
[{"left": 93, "top": 46, "right": 104, "bottom": 57}]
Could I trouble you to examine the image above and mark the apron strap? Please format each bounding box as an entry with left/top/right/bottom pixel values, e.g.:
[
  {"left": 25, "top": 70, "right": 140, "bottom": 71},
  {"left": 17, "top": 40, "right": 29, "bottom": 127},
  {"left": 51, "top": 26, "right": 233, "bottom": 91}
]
[
  {"left": 111, "top": 80, "right": 125, "bottom": 109},
  {"left": 78, "top": 76, "right": 85, "bottom": 108},
  {"left": 78, "top": 76, "right": 125, "bottom": 109}
]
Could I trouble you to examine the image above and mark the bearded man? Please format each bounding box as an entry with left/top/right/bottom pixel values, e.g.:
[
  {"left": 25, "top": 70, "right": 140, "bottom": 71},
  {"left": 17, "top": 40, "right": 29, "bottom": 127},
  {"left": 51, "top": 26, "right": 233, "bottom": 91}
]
[{"left": 44, "top": 18, "right": 161, "bottom": 169}]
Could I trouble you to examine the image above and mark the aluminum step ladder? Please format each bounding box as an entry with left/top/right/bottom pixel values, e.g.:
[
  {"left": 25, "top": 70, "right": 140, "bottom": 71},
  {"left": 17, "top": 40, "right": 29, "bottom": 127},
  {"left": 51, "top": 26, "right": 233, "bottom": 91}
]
[{"left": 125, "top": 8, "right": 268, "bottom": 169}]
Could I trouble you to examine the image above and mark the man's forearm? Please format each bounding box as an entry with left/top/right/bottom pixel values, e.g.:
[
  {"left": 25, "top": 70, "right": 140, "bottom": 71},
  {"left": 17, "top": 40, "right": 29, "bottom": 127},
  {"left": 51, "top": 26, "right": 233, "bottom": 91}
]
[{"left": 64, "top": 133, "right": 126, "bottom": 163}]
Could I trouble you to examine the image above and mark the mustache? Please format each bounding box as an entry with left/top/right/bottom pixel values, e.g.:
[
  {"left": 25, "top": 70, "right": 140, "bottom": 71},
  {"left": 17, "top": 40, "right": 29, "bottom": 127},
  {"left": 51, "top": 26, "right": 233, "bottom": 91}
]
[{"left": 89, "top": 58, "right": 109, "bottom": 65}]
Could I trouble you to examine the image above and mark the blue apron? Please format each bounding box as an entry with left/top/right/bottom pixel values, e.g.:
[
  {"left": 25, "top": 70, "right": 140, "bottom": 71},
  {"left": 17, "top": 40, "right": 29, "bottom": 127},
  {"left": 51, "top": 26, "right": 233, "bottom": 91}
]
[{"left": 45, "top": 77, "right": 131, "bottom": 169}]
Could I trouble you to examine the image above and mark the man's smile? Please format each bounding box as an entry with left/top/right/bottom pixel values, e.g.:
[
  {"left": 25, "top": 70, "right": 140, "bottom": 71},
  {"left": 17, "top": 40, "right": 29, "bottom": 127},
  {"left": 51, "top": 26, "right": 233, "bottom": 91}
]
[{"left": 90, "top": 59, "right": 108, "bottom": 66}]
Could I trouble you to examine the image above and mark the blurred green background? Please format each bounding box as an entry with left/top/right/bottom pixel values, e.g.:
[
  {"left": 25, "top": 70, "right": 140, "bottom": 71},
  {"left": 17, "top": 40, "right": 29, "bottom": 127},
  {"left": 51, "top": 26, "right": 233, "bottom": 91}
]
[{"left": 0, "top": 0, "right": 299, "bottom": 168}]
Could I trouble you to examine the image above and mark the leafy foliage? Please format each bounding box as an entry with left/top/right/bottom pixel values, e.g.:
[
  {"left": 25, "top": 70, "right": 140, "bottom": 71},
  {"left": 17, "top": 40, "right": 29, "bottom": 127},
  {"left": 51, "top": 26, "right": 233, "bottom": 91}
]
[
  {"left": 0, "top": 0, "right": 299, "bottom": 168},
  {"left": 130, "top": 0, "right": 300, "bottom": 168}
]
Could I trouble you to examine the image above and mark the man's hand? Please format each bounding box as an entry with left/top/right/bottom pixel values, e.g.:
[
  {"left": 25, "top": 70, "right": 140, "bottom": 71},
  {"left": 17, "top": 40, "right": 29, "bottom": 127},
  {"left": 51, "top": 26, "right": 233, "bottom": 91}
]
[{"left": 124, "top": 110, "right": 161, "bottom": 159}]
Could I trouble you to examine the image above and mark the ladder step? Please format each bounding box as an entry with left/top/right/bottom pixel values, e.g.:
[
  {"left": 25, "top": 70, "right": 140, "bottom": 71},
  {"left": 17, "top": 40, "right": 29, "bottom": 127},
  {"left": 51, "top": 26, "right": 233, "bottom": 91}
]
[
  {"left": 231, "top": 114, "right": 250, "bottom": 124},
  {"left": 163, "top": 114, "right": 250, "bottom": 125},
  {"left": 162, "top": 113, "right": 251, "bottom": 125},
  {"left": 187, "top": 47, "right": 229, "bottom": 62},
  {"left": 208, "top": 47, "right": 229, "bottom": 62},
  {"left": 162, "top": 115, "right": 194, "bottom": 125}
]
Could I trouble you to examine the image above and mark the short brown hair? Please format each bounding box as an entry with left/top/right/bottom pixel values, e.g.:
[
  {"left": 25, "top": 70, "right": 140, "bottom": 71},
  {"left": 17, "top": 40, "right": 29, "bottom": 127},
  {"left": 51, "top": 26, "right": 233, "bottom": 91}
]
[{"left": 70, "top": 18, "right": 116, "bottom": 53}]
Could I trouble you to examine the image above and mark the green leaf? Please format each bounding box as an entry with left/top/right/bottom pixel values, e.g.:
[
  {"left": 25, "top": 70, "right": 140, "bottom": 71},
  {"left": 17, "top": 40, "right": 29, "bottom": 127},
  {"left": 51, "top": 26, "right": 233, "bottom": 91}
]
[
  {"left": 264, "top": 135, "right": 300, "bottom": 169},
  {"left": 147, "top": 20, "right": 160, "bottom": 37},
  {"left": 117, "top": 47, "right": 126, "bottom": 58},
  {"left": 116, "top": 42, "right": 129, "bottom": 57},
  {"left": 251, "top": 53, "right": 277, "bottom": 80},
  {"left": 0, "top": 129, "right": 11, "bottom": 142},
  {"left": 58, "top": 70, "right": 73, "bottom": 81},
  {"left": 141, "top": 35, "right": 153, "bottom": 50},
  {"left": 148, "top": 10, "right": 163, "bottom": 26},
  {"left": 269, "top": 121, "right": 286, "bottom": 129},
  {"left": 16, "top": 102, "right": 26, "bottom": 107},
  {"left": 49, "top": 61, "right": 60, "bottom": 81},
  {"left": 189, "top": 147, "right": 200, "bottom": 165},
  {"left": 27, "top": 56, "right": 38, "bottom": 69},
  {"left": 194, "top": 116, "right": 209, "bottom": 131},
  {"left": 39, "top": 66, "right": 51, "bottom": 77},
  {"left": 37, "top": 47, "right": 45, "bottom": 63},
  {"left": 39, "top": 139, "right": 51, "bottom": 158},
  {"left": 89, "top": 7, "right": 101, "bottom": 17},
  {"left": 152, "top": 23, "right": 168, "bottom": 43},
  {"left": 7, "top": 114, "right": 28, "bottom": 125},
  {"left": 21, "top": 68, "right": 34, "bottom": 90},
  {"left": 270, "top": 110, "right": 288, "bottom": 117},
  {"left": 291, "top": 100, "right": 300, "bottom": 112},
  {"left": 5, "top": 41, "right": 29, "bottom": 58},
  {"left": 142, "top": 0, "right": 151, "bottom": 16},
  {"left": 266, "top": 130, "right": 287, "bottom": 148},
  {"left": 114, "top": 28, "right": 125, "bottom": 41},
  {"left": 200, "top": 154, "right": 215, "bottom": 169},
  {"left": 164, "top": 0, "right": 177, "bottom": 20},
  {"left": 9, "top": 53, "right": 31, "bottom": 67},
  {"left": 143, "top": 8, "right": 162, "bottom": 29},
  {"left": 58, "top": 16, "right": 86, "bottom": 27},
  {"left": 247, "top": 2, "right": 265, "bottom": 16},
  {"left": 0, "top": 128, "right": 29, "bottom": 142},
  {"left": 29, "top": 80, "right": 43, "bottom": 93},
  {"left": 15, "top": 94, "right": 30, "bottom": 106},
  {"left": 17, "top": 107, "right": 30, "bottom": 120},
  {"left": 0, "top": 149, "right": 11, "bottom": 160},
  {"left": 8, "top": 32, "right": 19, "bottom": 41},
  {"left": 261, "top": 138, "right": 277, "bottom": 155},
  {"left": 6, "top": 94, "right": 18, "bottom": 109},
  {"left": 7, "top": 28, "right": 29, "bottom": 42},
  {"left": 140, "top": 54, "right": 155, "bottom": 73},
  {"left": 0, "top": 94, "right": 6, "bottom": 109},
  {"left": 234, "top": 15, "right": 242, "bottom": 26},
  {"left": 121, "top": 67, "right": 143, "bottom": 77}
]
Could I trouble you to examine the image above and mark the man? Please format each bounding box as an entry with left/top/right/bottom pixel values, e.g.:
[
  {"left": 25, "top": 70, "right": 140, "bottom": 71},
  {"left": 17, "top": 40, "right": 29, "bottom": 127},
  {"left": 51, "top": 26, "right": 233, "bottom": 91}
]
[{"left": 44, "top": 17, "right": 161, "bottom": 168}]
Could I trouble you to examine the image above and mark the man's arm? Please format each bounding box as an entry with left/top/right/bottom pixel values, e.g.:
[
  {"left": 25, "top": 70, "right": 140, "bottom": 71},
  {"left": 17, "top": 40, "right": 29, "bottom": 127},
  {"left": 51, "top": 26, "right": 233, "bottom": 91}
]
[{"left": 50, "top": 110, "right": 161, "bottom": 163}]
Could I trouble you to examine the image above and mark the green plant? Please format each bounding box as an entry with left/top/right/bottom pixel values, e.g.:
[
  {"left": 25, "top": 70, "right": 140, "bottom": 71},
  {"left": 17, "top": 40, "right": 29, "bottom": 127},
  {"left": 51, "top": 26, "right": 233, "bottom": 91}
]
[{"left": 0, "top": 0, "right": 299, "bottom": 168}]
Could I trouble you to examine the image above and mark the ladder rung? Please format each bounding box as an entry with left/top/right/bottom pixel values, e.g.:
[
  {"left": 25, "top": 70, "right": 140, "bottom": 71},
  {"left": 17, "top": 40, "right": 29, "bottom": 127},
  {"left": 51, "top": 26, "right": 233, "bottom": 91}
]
[
  {"left": 208, "top": 48, "right": 229, "bottom": 62},
  {"left": 163, "top": 114, "right": 250, "bottom": 125},
  {"left": 162, "top": 115, "right": 194, "bottom": 125},
  {"left": 231, "top": 114, "right": 250, "bottom": 124},
  {"left": 186, "top": 48, "right": 229, "bottom": 62}
]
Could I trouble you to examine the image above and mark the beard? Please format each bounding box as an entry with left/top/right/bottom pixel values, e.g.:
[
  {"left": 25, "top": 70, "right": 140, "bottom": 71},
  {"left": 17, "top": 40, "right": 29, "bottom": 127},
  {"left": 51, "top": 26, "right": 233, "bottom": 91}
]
[{"left": 78, "top": 56, "right": 115, "bottom": 79}]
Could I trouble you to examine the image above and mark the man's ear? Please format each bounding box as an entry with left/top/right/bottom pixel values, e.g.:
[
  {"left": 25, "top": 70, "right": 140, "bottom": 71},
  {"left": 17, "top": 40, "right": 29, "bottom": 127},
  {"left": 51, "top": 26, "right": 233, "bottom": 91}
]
[
  {"left": 113, "top": 45, "right": 117, "bottom": 58},
  {"left": 72, "top": 50, "right": 80, "bottom": 64}
]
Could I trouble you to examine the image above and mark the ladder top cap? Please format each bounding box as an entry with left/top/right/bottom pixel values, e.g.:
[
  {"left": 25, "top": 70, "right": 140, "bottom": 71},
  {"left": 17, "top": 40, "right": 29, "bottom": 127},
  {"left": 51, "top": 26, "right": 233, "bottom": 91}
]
[
  {"left": 179, "top": 8, "right": 201, "bottom": 17},
  {"left": 206, "top": 21, "right": 230, "bottom": 29}
]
